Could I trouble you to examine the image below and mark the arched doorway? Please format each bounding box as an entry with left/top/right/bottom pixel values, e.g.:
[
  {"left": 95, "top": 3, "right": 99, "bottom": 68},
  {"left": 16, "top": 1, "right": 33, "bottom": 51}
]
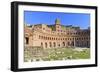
[
  {"left": 45, "top": 42, "right": 47, "bottom": 48},
  {"left": 67, "top": 42, "right": 70, "bottom": 46},
  {"left": 25, "top": 37, "right": 29, "bottom": 44},
  {"left": 62, "top": 42, "right": 65, "bottom": 47},
  {"left": 49, "top": 42, "right": 52, "bottom": 48},
  {"left": 53, "top": 42, "right": 56, "bottom": 47},
  {"left": 58, "top": 44, "right": 60, "bottom": 47},
  {"left": 41, "top": 42, "right": 43, "bottom": 47},
  {"left": 71, "top": 41, "right": 74, "bottom": 46}
]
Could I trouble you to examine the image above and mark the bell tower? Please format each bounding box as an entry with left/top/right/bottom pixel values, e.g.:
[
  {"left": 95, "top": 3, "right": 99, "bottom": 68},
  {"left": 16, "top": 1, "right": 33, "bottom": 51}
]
[
  {"left": 55, "top": 18, "right": 61, "bottom": 31},
  {"left": 55, "top": 18, "right": 60, "bottom": 25}
]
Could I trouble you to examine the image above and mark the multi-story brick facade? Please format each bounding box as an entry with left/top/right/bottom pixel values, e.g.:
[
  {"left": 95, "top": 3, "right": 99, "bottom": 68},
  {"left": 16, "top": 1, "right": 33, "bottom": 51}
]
[
  {"left": 24, "top": 18, "right": 90, "bottom": 49},
  {"left": 24, "top": 18, "right": 90, "bottom": 62}
]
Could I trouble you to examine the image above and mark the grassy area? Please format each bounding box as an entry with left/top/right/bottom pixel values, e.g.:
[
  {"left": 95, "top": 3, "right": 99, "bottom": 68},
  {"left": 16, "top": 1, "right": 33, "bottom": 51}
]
[
  {"left": 43, "top": 48, "right": 90, "bottom": 61},
  {"left": 24, "top": 47, "right": 90, "bottom": 62}
]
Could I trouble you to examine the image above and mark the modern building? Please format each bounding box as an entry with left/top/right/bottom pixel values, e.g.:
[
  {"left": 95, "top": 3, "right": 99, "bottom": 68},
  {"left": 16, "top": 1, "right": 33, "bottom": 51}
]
[{"left": 24, "top": 18, "right": 90, "bottom": 49}]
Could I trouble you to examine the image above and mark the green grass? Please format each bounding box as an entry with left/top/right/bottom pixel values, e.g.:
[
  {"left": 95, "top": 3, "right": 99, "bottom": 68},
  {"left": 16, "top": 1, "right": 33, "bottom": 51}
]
[
  {"left": 24, "top": 47, "right": 90, "bottom": 62},
  {"left": 42, "top": 48, "right": 90, "bottom": 61}
]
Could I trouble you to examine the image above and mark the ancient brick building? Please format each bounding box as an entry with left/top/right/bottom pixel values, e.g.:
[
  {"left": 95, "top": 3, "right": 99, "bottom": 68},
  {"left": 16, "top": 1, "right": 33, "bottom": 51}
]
[{"left": 24, "top": 18, "right": 90, "bottom": 49}]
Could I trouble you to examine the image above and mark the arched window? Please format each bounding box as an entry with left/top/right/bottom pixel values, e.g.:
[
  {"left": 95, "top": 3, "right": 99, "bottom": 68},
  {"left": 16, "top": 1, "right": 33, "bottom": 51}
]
[
  {"left": 48, "top": 37, "right": 49, "bottom": 40},
  {"left": 56, "top": 38, "right": 57, "bottom": 40}
]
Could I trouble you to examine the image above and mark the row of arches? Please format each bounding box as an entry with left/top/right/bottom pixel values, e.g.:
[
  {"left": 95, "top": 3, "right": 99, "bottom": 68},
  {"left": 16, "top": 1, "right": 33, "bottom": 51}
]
[
  {"left": 39, "top": 35, "right": 90, "bottom": 41},
  {"left": 41, "top": 42, "right": 66, "bottom": 48},
  {"left": 40, "top": 41, "right": 90, "bottom": 48},
  {"left": 24, "top": 37, "right": 90, "bottom": 48}
]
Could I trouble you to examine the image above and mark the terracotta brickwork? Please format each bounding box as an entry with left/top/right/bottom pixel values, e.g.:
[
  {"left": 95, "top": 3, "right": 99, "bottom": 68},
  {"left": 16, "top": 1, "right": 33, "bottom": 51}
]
[{"left": 24, "top": 19, "right": 90, "bottom": 49}]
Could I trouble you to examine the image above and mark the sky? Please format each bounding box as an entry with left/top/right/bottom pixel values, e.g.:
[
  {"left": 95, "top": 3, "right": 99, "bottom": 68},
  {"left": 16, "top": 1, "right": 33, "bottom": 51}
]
[{"left": 24, "top": 11, "right": 90, "bottom": 29}]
